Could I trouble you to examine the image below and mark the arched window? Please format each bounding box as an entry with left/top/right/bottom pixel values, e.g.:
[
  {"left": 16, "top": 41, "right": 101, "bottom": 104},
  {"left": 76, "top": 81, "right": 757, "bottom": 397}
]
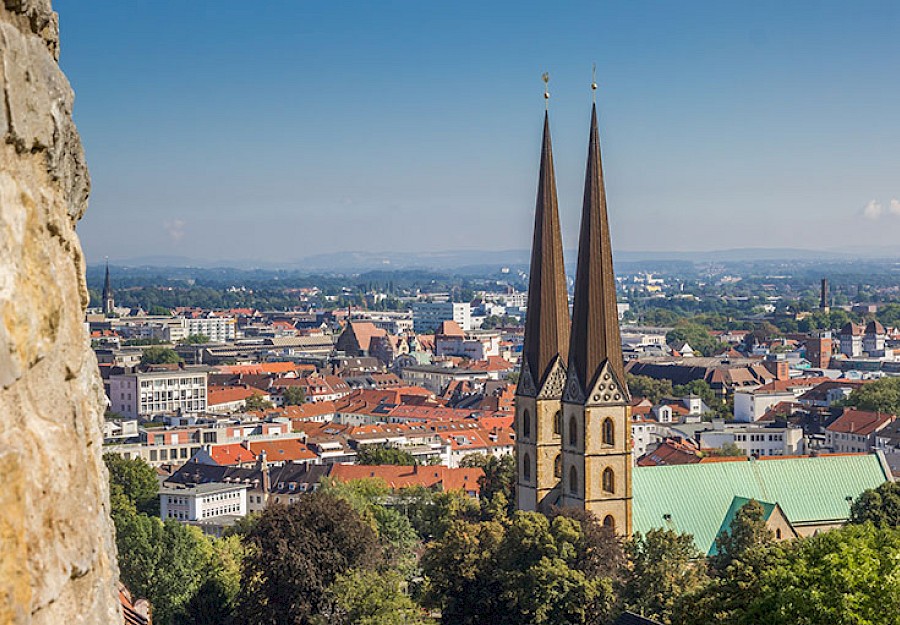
[
  {"left": 569, "top": 465, "right": 578, "bottom": 494},
  {"left": 522, "top": 453, "right": 531, "bottom": 481},
  {"left": 602, "top": 418, "right": 614, "bottom": 446},
  {"left": 554, "top": 454, "right": 562, "bottom": 478},
  {"left": 602, "top": 467, "right": 615, "bottom": 494},
  {"left": 603, "top": 515, "right": 615, "bottom": 530},
  {"left": 522, "top": 410, "right": 531, "bottom": 439},
  {"left": 776, "top": 528, "right": 782, "bottom": 540},
  {"left": 553, "top": 410, "right": 562, "bottom": 436},
  {"left": 569, "top": 415, "right": 577, "bottom": 447}
]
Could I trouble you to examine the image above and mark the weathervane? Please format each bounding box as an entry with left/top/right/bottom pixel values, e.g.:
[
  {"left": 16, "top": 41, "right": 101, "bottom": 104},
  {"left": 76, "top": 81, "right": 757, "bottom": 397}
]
[
  {"left": 542, "top": 72, "right": 550, "bottom": 110},
  {"left": 591, "top": 63, "right": 597, "bottom": 102}
]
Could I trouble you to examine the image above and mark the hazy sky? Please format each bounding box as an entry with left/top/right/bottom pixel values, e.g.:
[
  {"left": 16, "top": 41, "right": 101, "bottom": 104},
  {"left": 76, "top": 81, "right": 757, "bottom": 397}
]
[{"left": 58, "top": 1, "right": 900, "bottom": 265}]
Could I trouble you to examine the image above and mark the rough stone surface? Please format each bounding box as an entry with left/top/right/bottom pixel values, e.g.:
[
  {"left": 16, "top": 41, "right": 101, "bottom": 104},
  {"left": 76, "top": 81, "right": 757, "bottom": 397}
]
[{"left": 0, "top": 2, "right": 121, "bottom": 624}]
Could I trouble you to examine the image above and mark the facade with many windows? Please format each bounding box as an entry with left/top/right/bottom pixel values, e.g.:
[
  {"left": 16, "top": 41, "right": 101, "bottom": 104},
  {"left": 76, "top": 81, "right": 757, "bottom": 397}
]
[
  {"left": 109, "top": 369, "right": 208, "bottom": 418},
  {"left": 159, "top": 483, "right": 248, "bottom": 522}
]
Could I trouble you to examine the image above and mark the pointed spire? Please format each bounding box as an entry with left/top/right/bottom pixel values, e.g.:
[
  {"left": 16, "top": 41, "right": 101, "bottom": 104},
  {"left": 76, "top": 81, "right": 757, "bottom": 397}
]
[
  {"left": 568, "top": 102, "right": 625, "bottom": 392},
  {"left": 520, "top": 111, "right": 570, "bottom": 395},
  {"left": 103, "top": 258, "right": 112, "bottom": 300}
]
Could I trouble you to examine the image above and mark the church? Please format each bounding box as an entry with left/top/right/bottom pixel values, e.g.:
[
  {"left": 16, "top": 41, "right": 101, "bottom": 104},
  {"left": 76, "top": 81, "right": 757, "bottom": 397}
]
[{"left": 515, "top": 89, "right": 632, "bottom": 534}]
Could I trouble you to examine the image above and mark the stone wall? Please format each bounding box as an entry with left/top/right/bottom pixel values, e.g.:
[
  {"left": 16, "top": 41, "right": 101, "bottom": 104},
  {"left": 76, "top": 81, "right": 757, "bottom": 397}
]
[{"left": 0, "top": 1, "right": 121, "bottom": 623}]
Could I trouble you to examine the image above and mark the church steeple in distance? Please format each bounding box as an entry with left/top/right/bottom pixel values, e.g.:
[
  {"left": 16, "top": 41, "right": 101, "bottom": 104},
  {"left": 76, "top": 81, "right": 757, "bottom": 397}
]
[
  {"left": 518, "top": 110, "right": 570, "bottom": 396},
  {"left": 567, "top": 102, "right": 626, "bottom": 394},
  {"left": 102, "top": 258, "right": 115, "bottom": 316}
]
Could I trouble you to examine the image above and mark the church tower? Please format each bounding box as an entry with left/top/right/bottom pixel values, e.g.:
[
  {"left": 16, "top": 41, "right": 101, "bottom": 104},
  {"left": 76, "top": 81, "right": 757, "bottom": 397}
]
[
  {"left": 102, "top": 260, "right": 115, "bottom": 316},
  {"left": 515, "top": 109, "right": 571, "bottom": 513},
  {"left": 560, "top": 100, "right": 632, "bottom": 533}
]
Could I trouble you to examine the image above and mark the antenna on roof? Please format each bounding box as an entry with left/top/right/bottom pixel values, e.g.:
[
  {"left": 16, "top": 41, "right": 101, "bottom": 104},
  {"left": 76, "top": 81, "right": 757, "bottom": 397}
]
[
  {"left": 542, "top": 72, "right": 550, "bottom": 110},
  {"left": 591, "top": 63, "right": 597, "bottom": 102}
]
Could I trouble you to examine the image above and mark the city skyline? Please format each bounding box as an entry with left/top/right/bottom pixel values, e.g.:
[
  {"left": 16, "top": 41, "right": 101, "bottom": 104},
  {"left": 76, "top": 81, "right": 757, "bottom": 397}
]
[{"left": 58, "top": 1, "right": 900, "bottom": 264}]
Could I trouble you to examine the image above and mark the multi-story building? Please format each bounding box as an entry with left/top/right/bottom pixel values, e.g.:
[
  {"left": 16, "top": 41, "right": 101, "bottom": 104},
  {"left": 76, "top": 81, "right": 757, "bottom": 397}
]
[
  {"left": 108, "top": 369, "right": 208, "bottom": 419},
  {"left": 159, "top": 482, "right": 249, "bottom": 529},
  {"left": 412, "top": 301, "right": 472, "bottom": 333}
]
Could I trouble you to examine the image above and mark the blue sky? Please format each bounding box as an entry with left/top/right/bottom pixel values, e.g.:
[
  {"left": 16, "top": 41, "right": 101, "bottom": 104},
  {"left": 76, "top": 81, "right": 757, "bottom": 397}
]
[{"left": 57, "top": 1, "right": 900, "bottom": 264}]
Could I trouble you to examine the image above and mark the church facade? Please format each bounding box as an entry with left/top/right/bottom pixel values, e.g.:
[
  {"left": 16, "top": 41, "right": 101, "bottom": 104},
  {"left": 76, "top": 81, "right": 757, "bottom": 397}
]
[{"left": 516, "top": 99, "right": 632, "bottom": 534}]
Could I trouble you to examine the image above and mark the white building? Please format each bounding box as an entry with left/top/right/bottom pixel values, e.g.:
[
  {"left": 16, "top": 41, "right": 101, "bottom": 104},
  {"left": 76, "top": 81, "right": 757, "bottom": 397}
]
[
  {"left": 434, "top": 331, "right": 501, "bottom": 360},
  {"left": 412, "top": 302, "right": 472, "bottom": 333},
  {"left": 108, "top": 369, "right": 208, "bottom": 419},
  {"left": 698, "top": 424, "right": 804, "bottom": 457},
  {"left": 734, "top": 389, "right": 795, "bottom": 422},
  {"left": 159, "top": 482, "right": 248, "bottom": 523}
]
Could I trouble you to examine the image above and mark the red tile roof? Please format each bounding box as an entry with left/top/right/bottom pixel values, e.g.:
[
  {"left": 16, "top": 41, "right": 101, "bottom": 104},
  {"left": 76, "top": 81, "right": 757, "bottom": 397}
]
[
  {"left": 329, "top": 464, "right": 484, "bottom": 494},
  {"left": 826, "top": 409, "right": 895, "bottom": 436}
]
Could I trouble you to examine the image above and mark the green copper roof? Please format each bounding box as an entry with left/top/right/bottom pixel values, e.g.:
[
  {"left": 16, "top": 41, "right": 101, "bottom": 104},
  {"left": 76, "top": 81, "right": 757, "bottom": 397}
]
[{"left": 633, "top": 454, "right": 890, "bottom": 554}]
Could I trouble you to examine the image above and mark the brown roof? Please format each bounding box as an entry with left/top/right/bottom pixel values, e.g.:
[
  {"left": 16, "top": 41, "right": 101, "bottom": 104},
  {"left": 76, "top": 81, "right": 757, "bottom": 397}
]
[
  {"left": 568, "top": 103, "right": 625, "bottom": 392},
  {"left": 329, "top": 464, "right": 484, "bottom": 494},
  {"left": 519, "top": 111, "right": 570, "bottom": 395},
  {"left": 826, "top": 409, "right": 895, "bottom": 436},
  {"left": 348, "top": 322, "right": 387, "bottom": 352},
  {"left": 436, "top": 320, "right": 465, "bottom": 337}
]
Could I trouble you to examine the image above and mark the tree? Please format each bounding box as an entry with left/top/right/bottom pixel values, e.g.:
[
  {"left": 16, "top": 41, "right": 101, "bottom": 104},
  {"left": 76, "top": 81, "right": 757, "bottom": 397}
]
[
  {"left": 322, "top": 569, "right": 429, "bottom": 625},
  {"left": 283, "top": 385, "right": 306, "bottom": 406},
  {"left": 233, "top": 495, "right": 381, "bottom": 625},
  {"left": 356, "top": 446, "right": 418, "bottom": 466},
  {"left": 180, "top": 333, "right": 210, "bottom": 344},
  {"left": 673, "top": 379, "right": 718, "bottom": 411},
  {"left": 114, "top": 512, "right": 216, "bottom": 625},
  {"left": 714, "top": 442, "right": 744, "bottom": 457},
  {"left": 621, "top": 529, "right": 707, "bottom": 624},
  {"left": 845, "top": 377, "right": 900, "bottom": 414},
  {"left": 180, "top": 535, "right": 245, "bottom": 625},
  {"left": 104, "top": 452, "right": 160, "bottom": 516},
  {"left": 149, "top": 305, "right": 172, "bottom": 316},
  {"left": 710, "top": 500, "right": 773, "bottom": 573},
  {"left": 850, "top": 481, "right": 900, "bottom": 527},
  {"left": 626, "top": 374, "right": 674, "bottom": 405},
  {"left": 244, "top": 394, "right": 274, "bottom": 411},
  {"left": 666, "top": 323, "right": 724, "bottom": 357},
  {"left": 140, "top": 346, "right": 182, "bottom": 366}
]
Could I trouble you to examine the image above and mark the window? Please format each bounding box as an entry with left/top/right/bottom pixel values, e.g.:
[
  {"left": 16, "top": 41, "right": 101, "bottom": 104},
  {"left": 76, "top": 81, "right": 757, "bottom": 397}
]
[
  {"left": 602, "top": 467, "right": 615, "bottom": 494},
  {"left": 553, "top": 410, "right": 562, "bottom": 436},
  {"left": 569, "top": 415, "right": 577, "bottom": 447},
  {"left": 522, "top": 453, "right": 531, "bottom": 481},
  {"left": 569, "top": 465, "right": 578, "bottom": 494},
  {"left": 776, "top": 528, "right": 782, "bottom": 539},
  {"left": 602, "top": 418, "right": 614, "bottom": 446},
  {"left": 523, "top": 410, "right": 531, "bottom": 439},
  {"left": 602, "top": 515, "right": 615, "bottom": 530},
  {"left": 554, "top": 454, "right": 562, "bottom": 478}
]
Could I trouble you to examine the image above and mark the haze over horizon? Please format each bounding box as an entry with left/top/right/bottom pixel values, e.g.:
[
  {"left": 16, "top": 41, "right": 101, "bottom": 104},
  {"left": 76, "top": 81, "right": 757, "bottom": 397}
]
[{"left": 58, "top": 1, "right": 900, "bottom": 264}]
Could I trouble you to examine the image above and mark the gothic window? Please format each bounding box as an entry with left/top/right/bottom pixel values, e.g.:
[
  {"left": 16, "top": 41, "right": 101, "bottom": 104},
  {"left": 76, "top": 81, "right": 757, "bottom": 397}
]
[
  {"left": 523, "top": 453, "right": 531, "bottom": 481},
  {"left": 523, "top": 410, "right": 531, "bottom": 439},
  {"left": 569, "top": 465, "right": 578, "bottom": 494},
  {"left": 602, "top": 418, "right": 614, "bottom": 446},
  {"left": 554, "top": 410, "right": 562, "bottom": 436},
  {"left": 569, "top": 415, "right": 577, "bottom": 447},
  {"left": 602, "top": 467, "right": 615, "bottom": 494},
  {"left": 554, "top": 454, "right": 562, "bottom": 478},
  {"left": 603, "top": 515, "right": 615, "bottom": 530}
]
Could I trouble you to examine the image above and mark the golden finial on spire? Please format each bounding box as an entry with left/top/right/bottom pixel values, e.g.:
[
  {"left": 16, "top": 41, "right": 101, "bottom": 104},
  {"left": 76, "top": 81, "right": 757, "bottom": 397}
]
[
  {"left": 542, "top": 72, "right": 550, "bottom": 110},
  {"left": 591, "top": 63, "right": 597, "bottom": 102}
]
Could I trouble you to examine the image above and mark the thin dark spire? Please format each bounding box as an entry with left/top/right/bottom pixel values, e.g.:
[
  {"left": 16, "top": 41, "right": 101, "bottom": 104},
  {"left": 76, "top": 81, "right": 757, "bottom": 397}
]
[
  {"left": 568, "top": 102, "right": 625, "bottom": 390},
  {"left": 520, "top": 111, "right": 570, "bottom": 393},
  {"left": 103, "top": 258, "right": 112, "bottom": 299}
]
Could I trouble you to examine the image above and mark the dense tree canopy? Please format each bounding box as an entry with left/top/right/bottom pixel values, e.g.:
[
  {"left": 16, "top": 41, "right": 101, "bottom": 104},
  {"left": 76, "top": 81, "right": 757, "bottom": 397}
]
[
  {"left": 850, "top": 481, "right": 900, "bottom": 528},
  {"left": 104, "top": 452, "right": 160, "bottom": 516},
  {"left": 233, "top": 495, "right": 381, "bottom": 625},
  {"left": 140, "top": 346, "right": 183, "bottom": 365},
  {"left": 626, "top": 374, "right": 673, "bottom": 404},
  {"left": 355, "top": 446, "right": 418, "bottom": 466},
  {"left": 282, "top": 385, "right": 306, "bottom": 406},
  {"left": 845, "top": 377, "right": 900, "bottom": 414}
]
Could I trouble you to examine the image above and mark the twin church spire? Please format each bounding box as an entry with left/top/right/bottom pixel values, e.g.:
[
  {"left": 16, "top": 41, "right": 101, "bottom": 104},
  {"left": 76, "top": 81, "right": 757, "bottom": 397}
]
[{"left": 516, "top": 81, "right": 632, "bottom": 531}]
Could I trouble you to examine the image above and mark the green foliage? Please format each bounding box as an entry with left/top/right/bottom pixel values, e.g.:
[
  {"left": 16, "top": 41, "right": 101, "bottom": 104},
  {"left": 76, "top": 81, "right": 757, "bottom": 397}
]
[
  {"left": 621, "top": 529, "right": 708, "bottom": 624},
  {"left": 149, "top": 305, "right": 173, "bottom": 316},
  {"left": 422, "top": 512, "right": 621, "bottom": 625},
  {"left": 673, "top": 379, "right": 718, "bottom": 411},
  {"left": 710, "top": 500, "right": 773, "bottom": 573},
  {"left": 458, "top": 453, "right": 516, "bottom": 518},
  {"left": 140, "top": 346, "right": 183, "bottom": 365},
  {"left": 850, "top": 481, "right": 900, "bottom": 527},
  {"left": 180, "top": 333, "right": 210, "bottom": 344},
  {"left": 233, "top": 495, "right": 382, "bottom": 625},
  {"left": 397, "top": 486, "right": 481, "bottom": 541},
  {"left": 715, "top": 442, "right": 744, "bottom": 457},
  {"left": 626, "top": 374, "right": 673, "bottom": 404},
  {"left": 244, "top": 394, "right": 274, "bottom": 411},
  {"left": 104, "top": 452, "right": 160, "bottom": 516},
  {"left": 114, "top": 511, "right": 216, "bottom": 625},
  {"left": 122, "top": 337, "right": 169, "bottom": 346},
  {"left": 845, "top": 377, "right": 900, "bottom": 414},
  {"left": 323, "top": 569, "right": 430, "bottom": 625},
  {"left": 282, "top": 385, "right": 306, "bottom": 406},
  {"left": 356, "top": 446, "right": 418, "bottom": 466},
  {"left": 666, "top": 323, "right": 724, "bottom": 357}
]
